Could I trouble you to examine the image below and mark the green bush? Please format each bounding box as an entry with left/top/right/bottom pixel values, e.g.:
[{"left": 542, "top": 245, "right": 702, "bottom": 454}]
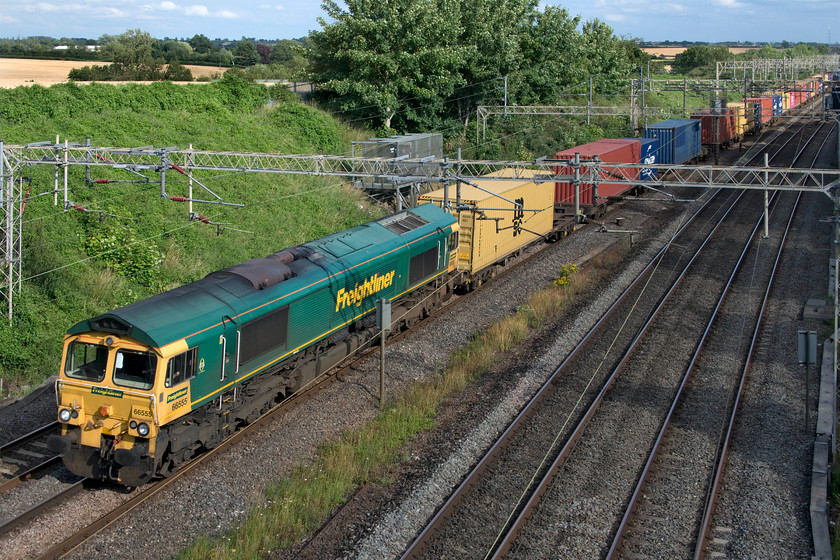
[{"left": 82, "top": 218, "right": 164, "bottom": 288}]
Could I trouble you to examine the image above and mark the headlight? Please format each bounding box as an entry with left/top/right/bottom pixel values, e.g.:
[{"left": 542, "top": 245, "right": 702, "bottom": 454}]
[
  {"left": 59, "top": 409, "right": 72, "bottom": 422},
  {"left": 137, "top": 422, "right": 150, "bottom": 437},
  {"left": 129, "top": 420, "right": 137, "bottom": 430}
]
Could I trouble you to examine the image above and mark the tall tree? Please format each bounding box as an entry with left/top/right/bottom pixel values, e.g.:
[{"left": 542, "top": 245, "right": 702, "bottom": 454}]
[
  {"left": 234, "top": 39, "right": 260, "bottom": 66},
  {"left": 310, "top": 0, "right": 467, "bottom": 129},
  {"left": 189, "top": 33, "right": 213, "bottom": 54},
  {"left": 579, "top": 19, "right": 631, "bottom": 92},
  {"left": 101, "top": 29, "right": 163, "bottom": 79},
  {"left": 518, "top": 6, "right": 583, "bottom": 105},
  {"left": 256, "top": 42, "right": 272, "bottom": 65},
  {"left": 673, "top": 44, "right": 730, "bottom": 75}
]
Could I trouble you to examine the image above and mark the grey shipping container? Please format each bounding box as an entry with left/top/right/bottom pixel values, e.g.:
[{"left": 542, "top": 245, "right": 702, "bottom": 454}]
[{"left": 643, "top": 119, "right": 702, "bottom": 165}]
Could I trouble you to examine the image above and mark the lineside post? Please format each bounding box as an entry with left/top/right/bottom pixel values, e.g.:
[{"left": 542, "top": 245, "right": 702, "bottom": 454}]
[
  {"left": 798, "top": 330, "right": 817, "bottom": 429},
  {"left": 764, "top": 153, "right": 769, "bottom": 238},
  {"left": 573, "top": 153, "right": 580, "bottom": 222},
  {"left": 376, "top": 298, "right": 391, "bottom": 410}
]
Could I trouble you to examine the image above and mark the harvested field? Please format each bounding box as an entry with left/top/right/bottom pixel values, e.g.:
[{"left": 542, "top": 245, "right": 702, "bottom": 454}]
[
  {"left": 643, "top": 47, "right": 757, "bottom": 59},
  {"left": 0, "top": 58, "right": 225, "bottom": 88}
]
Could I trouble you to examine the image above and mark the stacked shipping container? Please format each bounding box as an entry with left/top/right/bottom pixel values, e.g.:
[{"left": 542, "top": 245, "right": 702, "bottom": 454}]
[{"left": 691, "top": 108, "right": 742, "bottom": 146}]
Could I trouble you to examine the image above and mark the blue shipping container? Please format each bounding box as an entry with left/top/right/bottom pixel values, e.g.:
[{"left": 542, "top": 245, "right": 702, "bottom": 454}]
[
  {"left": 623, "top": 137, "right": 658, "bottom": 180},
  {"left": 644, "top": 119, "right": 702, "bottom": 165}
]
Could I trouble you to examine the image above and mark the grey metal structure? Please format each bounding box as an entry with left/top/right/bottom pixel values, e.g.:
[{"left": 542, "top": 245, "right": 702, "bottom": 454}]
[
  {"left": 351, "top": 133, "right": 443, "bottom": 207},
  {"left": 716, "top": 55, "right": 840, "bottom": 82},
  {"left": 477, "top": 72, "right": 833, "bottom": 140},
  {"left": 1, "top": 142, "right": 839, "bottom": 321}
]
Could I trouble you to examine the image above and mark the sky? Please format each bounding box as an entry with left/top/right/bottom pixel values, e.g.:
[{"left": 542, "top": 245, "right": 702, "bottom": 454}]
[{"left": 0, "top": 0, "right": 838, "bottom": 45}]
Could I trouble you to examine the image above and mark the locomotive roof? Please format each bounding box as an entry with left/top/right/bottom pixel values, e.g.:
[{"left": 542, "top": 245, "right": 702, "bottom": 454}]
[{"left": 67, "top": 203, "right": 455, "bottom": 349}]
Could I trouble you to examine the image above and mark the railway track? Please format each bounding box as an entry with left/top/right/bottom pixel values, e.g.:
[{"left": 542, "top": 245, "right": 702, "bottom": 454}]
[
  {"left": 400, "top": 114, "right": 832, "bottom": 560},
  {"left": 0, "top": 422, "right": 61, "bottom": 495},
  {"left": 2, "top": 101, "right": 830, "bottom": 559},
  {"left": 605, "top": 118, "right": 836, "bottom": 560},
  {"left": 0, "top": 229, "right": 540, "bottom": 558}
]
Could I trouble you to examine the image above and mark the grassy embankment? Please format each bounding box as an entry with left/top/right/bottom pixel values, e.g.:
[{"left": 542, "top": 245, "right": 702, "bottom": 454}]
[
  {"left": 0, "top": 77, "right": 381, "bottom": 394},
  {"left": 639, "top": 72, "right": 748, "bottom": 111}
]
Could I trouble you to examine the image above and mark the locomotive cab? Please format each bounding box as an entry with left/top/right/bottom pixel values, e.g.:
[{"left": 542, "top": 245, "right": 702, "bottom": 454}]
[{"left": 49, "top": 332, "right": 165, "bottom": 486}]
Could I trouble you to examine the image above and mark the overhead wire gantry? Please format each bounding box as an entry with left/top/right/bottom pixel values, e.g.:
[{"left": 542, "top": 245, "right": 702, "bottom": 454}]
[{"left": 1, "top": 141, "right": 839, "bottom": 322}]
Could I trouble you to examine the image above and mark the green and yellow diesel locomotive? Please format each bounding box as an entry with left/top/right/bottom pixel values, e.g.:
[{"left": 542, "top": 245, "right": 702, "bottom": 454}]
[{"left": 49, "top": 203, "right": 458, "bottom": 486}]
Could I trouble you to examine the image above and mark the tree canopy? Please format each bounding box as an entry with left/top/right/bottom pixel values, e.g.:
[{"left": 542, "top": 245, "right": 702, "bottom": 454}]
[
  {"left": 68, "top": 29, "right": 192, "bottom": 82},
  {"left": 308, "top": 0, "right": 639, "bottom": 132},
  {"left": 672, "top": 44, "right": 732, "bottom": 74}
]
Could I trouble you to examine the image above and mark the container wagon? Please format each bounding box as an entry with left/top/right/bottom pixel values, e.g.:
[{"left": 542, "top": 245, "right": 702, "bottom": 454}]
[
  {"left": 643, "top": 119, "right": 702, "bottom": 165},
  {"left": 740, "top": 97, "right": 773, "bottom": 126},
  {"left": 691, "top": 108, "right": 741, "bottom": 147}
]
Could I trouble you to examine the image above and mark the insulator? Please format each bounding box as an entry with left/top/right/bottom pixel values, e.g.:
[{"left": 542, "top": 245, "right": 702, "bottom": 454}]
[
  {"left": 94, "top": 179, "right": 111, "bottom": 184},
  {"left": 170, "top": 196, "right": 188, "bottom": 202}
]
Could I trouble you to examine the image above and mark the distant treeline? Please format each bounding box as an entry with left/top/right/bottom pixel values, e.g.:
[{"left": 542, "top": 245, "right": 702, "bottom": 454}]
[
  {"left": 0, "top": 33, "right": 309, "bottom": 79},
  {"left": 642, "top": 40, "right": 835, "bottom": 50},
  {"left": 669, "top": 43, "right": 834, "bottom": 75}
]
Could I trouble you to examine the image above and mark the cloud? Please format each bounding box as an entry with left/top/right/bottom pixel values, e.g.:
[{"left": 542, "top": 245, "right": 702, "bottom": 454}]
[
  {"left": 159, "top": 2, "right": 179, "bottom": 10},
  {"left": 23, "top": 2, "right": 125, "bottom": 17},
  {"left": 604, "top": 13, "right": 628, "bottom": 22},
  {"left": 712, "top": 0, "right": 746, "bottom": 7},
  {"left": 181, "top": 4, "right": 238, "bottom": 18},
  {"left": 657, "top": 2, "right": 689, "bottom": 13}
]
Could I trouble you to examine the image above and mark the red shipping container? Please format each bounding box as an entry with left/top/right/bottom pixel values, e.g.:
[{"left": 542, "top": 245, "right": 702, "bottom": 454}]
[
  {"left": 740, "top": 97, "right": 773, "bottom": 124},
  {"left": 796, "top": 81, "right": 810, "bottom": 101},
  {"left": 553, "top": 139, "right": 640, "bottom": 206},
  {"left": 691, "top": 108, "right": 739, "bottom": 145}
]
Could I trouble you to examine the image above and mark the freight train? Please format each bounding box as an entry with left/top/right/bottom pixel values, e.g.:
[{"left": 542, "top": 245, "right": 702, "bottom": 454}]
[
  {"left": 689, "top": 75, "right": 825, "bottom": 149},
  {"left": 48, "top": 83, "right": 824, "bottom": 486}
]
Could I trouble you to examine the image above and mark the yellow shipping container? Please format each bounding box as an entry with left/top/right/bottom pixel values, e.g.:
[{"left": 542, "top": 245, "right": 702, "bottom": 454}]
[
  {"left": 729, "top": 106, "right": 749, "bottom": 137},
  {"left": 419, "top": 169, "right": 555, "bottom": 276}
]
